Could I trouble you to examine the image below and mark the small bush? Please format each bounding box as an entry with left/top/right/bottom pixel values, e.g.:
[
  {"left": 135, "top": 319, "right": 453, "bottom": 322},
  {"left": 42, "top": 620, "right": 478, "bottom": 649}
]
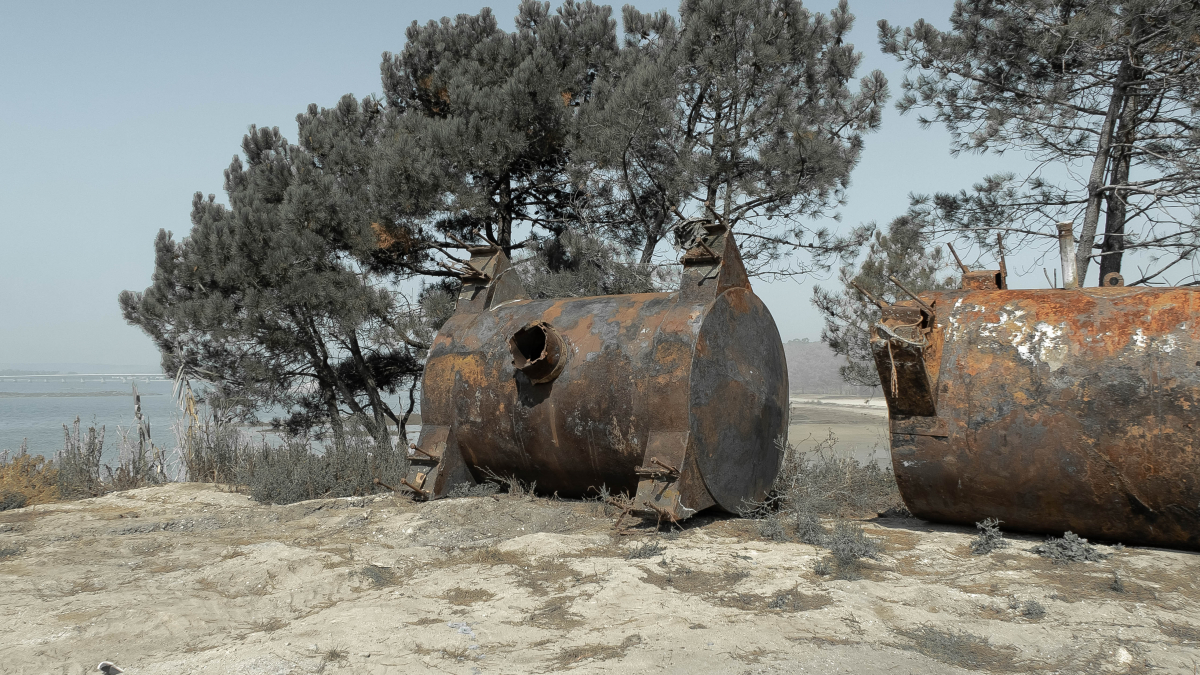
[
  {"left": 1031, "top": 531, "right": 1109, "bottom": 564},
  {"left": 745, "top": 434, "right": 901, "bottom": 537},
  {"left": 744, "top": 435, "right": 889, "bottom": 579},
  {"left": 1020, "top": 600, "right": 1046, "bottom": 620},
  {"left": 56, "top": 418, "right": 105, "bottom": 499},
  {"left": 447, "top": 481, "right": 502, "bottom": 499},
  {"left": 478, "top": 469, "right": 537, "bottom": 498},
  {"left": 898, "top": 625, "right": 1019, "bottom": 671},
  {"left": 0, "top": 492, "right": 28, "bottom": 511},
  {"left": 105, "top": 424, "right": 168, "bottom": 491},
  {"left": 1110, "top": 570, "right": 1125, "bottom": 593},
  {"left": 970, "top": 518, "right": 1009, "bottom": 555},
  {"left": 813, "top": 557, "right": 833, "bottom": 576},
  {"left": 626, "top": 541, "right": 666, "bottom": 560},
  {"left": 183, "top": 418, "right": 246, "bottom": 484},
  {"left": 823, "top": 521, "right": 884, "bottom": 579},
  {"left": 878, "top": 504, "right": 912, "bottom": 518}
]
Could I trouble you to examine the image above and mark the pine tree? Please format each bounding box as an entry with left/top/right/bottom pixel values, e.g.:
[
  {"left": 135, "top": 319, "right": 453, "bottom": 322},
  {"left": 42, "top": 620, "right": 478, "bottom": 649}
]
[
  {"left": 119, "top": 100, "right": 440, "bottom": 447},
  {"left": 881, "top": 0, "right": 1200, "bottom": 285},
  {"left": 578, "top": 0, "right": 888, "bottom": 274},
  {"left": 379, "top": 0, "right": 618, "bottom": 249}
]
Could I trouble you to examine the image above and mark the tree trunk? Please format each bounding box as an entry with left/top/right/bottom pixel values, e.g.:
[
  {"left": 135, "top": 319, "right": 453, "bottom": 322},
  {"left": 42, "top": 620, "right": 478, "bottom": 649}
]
[
  {"left": 324, "top": 386, "right": 345, "bottom": 445},
  {"left": 498, "top": 177, "right": 513, "bottom": 249},
  {"left": 346, "top": 330, "right": 395, "bottom": 451},
  {"left": 638, "top": 213, "right": 667, "bottom": 264},
  {"left": 1099, "top": 98, "right": 1135, "bottom": 283},
  {"left": 1076, "top": 60, "right": 1131, "bottom": 286}
]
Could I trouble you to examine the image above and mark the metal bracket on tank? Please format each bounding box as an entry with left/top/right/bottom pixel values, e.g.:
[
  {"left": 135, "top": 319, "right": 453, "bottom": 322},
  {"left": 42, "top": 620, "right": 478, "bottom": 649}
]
[
  {"left": 676, "top": 219, "right": 750, "bottom": 305},
  {"left": 453, "top": 245, "right": 530, "bottom": 315},
  {"left": 947, "top": 240, "right": 1007, "bottom": 290},
  {"left": 860, "top": 277, "right": 942, "bottom": 418}
]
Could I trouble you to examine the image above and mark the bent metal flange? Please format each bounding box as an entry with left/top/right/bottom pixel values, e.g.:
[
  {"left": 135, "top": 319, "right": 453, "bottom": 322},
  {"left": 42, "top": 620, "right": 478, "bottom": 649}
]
[
  {"left": 870, "top": 264, "right": 1200, "bottom": 550},
  {"left": 403, "top": 222, "right": 789, "bottom": 522}
]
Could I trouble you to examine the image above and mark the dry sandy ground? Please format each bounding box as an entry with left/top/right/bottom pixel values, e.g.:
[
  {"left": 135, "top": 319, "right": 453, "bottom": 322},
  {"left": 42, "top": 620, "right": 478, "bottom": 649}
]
[{"left": 1, "top": 483, "right": 1198, "bottom": 675}]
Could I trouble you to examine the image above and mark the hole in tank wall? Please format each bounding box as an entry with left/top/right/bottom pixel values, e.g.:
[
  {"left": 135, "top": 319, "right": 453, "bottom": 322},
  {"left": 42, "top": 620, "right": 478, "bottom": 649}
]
[
  {"left": 511, "top": 325, "right": 548, "bottom": 366},
  {"left": 507, "top": 321, "right": 566, "bottom": 385}
]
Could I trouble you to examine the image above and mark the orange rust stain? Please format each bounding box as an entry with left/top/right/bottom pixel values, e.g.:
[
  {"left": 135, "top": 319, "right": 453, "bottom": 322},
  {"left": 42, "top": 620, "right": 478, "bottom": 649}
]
[
  {"left": 723, "top": 288, "right": 750, "bottom": 312},
  {"left": 611, "top": 300, "right": 644, "bottom": 330},
  {"left": 654, "top": 342, "right": 692, "bottom": 371},
  {"left": 432, "top": 353, "right": 488, "bottom": 390},
  {"left": 541, "top": 300, "right": 567, "bottom": 326},
  {"left": 564, "top": 315, "right": 603, "bottom": 356}
]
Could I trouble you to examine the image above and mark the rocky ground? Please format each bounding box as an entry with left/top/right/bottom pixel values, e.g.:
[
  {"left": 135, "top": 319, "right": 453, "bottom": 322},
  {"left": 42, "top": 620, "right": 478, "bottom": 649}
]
[{"left": 1, "top": 483, "right": 1198, "bottom": 674}]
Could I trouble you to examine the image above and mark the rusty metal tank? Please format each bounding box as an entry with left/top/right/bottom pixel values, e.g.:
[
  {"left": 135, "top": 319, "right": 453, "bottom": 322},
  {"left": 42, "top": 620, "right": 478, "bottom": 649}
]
[
  {"left": 403, "top": 222, "right": 788, "bottom": 521},
  {"left": 871, "top": 270, "right": 1200, "bottom": 549}
]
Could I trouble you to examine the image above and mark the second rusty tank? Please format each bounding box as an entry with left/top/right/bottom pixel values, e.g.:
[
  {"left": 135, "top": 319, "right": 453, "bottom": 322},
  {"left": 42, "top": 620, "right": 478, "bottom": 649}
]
[
  {"left": 403, "top": 222, "right": 788, "bottom": 521},
  {"left": 870, "top": 267, "right": 1200, "bottom": 550}
]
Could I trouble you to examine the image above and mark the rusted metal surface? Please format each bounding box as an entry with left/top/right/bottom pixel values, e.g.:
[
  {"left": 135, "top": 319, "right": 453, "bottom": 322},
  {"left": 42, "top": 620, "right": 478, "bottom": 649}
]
[
  {"left": 872, "top": 276, "right": 1200, "bottom": 550},
  {"left": 405, "top": 223, "right": 789, "bottom": 521}
]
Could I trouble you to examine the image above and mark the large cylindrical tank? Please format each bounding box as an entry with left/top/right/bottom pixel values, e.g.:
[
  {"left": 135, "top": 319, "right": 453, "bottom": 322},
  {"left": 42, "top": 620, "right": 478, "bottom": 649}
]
[
  {"left": 873, "top": 283, "right": 1200, "bottom": 549},
  {"left": 404, "top": 223, "right": 788, "bottom": 520}
]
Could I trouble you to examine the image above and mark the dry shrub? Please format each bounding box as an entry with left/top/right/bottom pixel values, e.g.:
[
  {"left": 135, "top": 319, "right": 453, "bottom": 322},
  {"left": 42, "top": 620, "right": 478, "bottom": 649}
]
[
  {"left": 1031, "top": 531, "right": 1110, "bottom": 564},
  {"left": 105, "top": 423, "right": 168, "bottom": 491},
  {"left": 56, "top": 418, "right": 105, "bottom": 499},
  {"left": 0, "top": 444, "right": 59, "bottom": 508},
  {"left": 814, "top": 521, "right": 885, "bottom": 580},
  {"left": 181, "top": 417, "right": 246, "bottom": 484},
  {"left": 745, "top": 433, "right": 901, "bottom": 528},
  {"left": 234, "top": 420, "right": 407, "bottom": 505},
  {"left": 970, "top": 518, "right": 1009, "bottom": 555},
  {"left": 443, "top": 587, "right": 496, "bottom": 606},
  {"left": 551, "top": 634, "right": 643, "bottom": 668},
  {"left": 625, "top": 540, "right": 665, "bottom": 559},
  {"left": 743, "top": 434, "right": 892, "bottom": 578}
]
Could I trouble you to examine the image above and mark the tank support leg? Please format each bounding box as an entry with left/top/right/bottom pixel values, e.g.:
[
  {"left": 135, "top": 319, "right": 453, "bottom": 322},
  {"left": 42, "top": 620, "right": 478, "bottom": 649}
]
[
  {"left": 402, "top": 426, "right": 475, "bottom": 500},
  {"left": 631, "top": 431, "right": 715, "bottom": 523}
]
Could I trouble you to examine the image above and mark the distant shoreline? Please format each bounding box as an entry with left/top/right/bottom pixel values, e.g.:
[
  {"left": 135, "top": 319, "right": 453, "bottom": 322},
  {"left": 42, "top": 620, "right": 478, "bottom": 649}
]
[{"left": 0, "top": 391, "right": 161, "bottom": 398}]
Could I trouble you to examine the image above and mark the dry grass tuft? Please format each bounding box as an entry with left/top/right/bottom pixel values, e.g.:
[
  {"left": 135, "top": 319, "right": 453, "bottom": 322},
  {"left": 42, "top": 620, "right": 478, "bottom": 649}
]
[
  {"left": 443, "top": 586, "right": 496, "bottom": 606},
  {"left": 357, "top": 564, "right": 400, "bottom": 587},
  {"left": 317, "top": 645, "right": 349, "bottom": 672},
  {"left": 551, "top": 634, "right": 643, "bottom": 668},
  {"left": 461, "top": 546, "right": 528, "bottom": 566},
  {"left": 1157, "top": 619, "right": 1200, "bottom": 644},
  {"left": 639, "top": 563, "right": 829, "bottom": 613},
  {"left": 746, "top": 433, "right": 901, "bottom": 525},
  {"left": 527, "top": 596, "right": 586, "bottom": 630},
  {"left": 896, "top": 625, "right": 1022, "bottom": 672},
  {"left": 243, "top": 617, "right": 288, "bottom": 633}
]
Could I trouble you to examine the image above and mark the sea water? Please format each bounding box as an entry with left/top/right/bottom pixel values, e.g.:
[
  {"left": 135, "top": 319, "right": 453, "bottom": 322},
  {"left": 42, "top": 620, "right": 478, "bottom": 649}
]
[
  {"left": 0, "top": 375, "right": 418, "bottom": 466},
  {"left": 0, "top": 375, "right": 184, "bottom": 462}
]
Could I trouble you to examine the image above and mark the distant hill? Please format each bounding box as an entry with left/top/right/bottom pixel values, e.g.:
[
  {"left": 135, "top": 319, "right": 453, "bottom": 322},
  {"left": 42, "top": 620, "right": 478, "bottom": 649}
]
[{"left": 783, "top": 340, "right": 876, "bottom": 395}]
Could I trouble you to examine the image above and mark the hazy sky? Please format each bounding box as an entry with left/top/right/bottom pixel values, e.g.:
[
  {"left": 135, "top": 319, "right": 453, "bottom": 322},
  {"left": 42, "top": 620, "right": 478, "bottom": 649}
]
[{"left": 1, "top": 0, "right": 1047, "bottom": 368}]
